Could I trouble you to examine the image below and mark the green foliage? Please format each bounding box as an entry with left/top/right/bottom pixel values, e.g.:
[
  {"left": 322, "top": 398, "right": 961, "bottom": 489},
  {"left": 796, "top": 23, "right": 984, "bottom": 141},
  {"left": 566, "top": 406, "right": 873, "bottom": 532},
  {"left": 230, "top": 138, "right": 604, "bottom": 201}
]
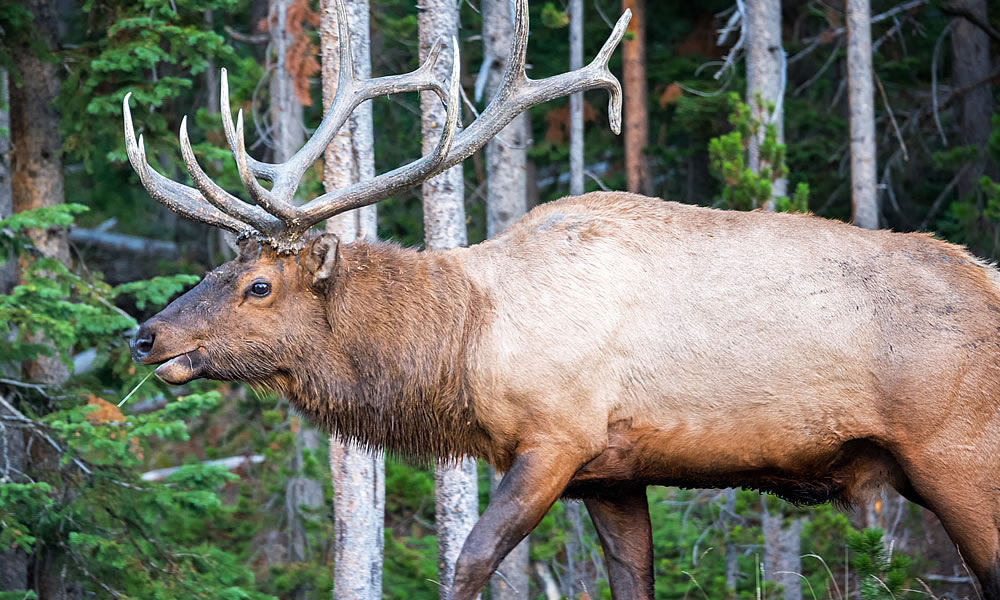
[
  {"left": 0, "top": 208, "right": 275, "bottom": 599},
  {"left": 709, "top": 93, "right": 807, "bottom": 213},
  {"left": 848, "top": 529, "right": 911, "bottom": 600}
]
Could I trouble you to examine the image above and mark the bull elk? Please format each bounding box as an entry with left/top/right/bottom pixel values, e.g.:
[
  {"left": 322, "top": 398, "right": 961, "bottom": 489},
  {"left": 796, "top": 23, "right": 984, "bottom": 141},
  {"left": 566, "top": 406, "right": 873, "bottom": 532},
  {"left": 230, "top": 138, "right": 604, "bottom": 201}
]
[{"left": 122, "top": 2, "right": 1000, "bottom": 598}]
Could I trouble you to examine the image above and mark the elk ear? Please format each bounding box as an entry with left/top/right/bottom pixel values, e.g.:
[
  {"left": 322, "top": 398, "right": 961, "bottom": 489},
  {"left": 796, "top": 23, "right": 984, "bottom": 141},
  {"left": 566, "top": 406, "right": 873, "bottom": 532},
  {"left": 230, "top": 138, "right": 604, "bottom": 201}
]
[{"left": 306, "top": 234, "right": 341, "bottom": 290}]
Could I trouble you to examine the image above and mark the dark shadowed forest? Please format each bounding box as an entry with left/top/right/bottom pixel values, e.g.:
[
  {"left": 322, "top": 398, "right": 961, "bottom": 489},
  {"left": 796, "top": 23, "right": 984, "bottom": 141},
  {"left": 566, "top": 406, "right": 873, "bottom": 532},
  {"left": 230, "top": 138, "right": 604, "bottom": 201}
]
[{"left": 1, "top": 0, "right": 998, "bottom": 598}]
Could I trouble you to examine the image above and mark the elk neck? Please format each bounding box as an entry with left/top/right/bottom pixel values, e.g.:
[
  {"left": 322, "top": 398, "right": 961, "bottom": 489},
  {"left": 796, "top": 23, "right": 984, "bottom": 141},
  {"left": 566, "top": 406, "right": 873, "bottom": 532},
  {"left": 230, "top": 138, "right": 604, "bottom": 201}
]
[{"left": 279, "top": 240, "right": 495, "bottom": 462}]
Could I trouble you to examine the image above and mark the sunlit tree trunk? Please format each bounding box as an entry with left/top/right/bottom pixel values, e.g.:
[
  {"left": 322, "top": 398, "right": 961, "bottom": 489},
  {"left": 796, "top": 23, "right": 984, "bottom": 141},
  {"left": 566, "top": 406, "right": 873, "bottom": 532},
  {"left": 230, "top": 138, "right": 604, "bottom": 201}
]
[
  {"left": 622, "top": 0, "right": 651, "bottom": 196},
  {"left": 269, "top": 3, "right": 322, "bottom": 595},
  {"left": 949, "top": 0, "right": 993, "bottom": 198},
  {"left": 483, "top": 0, "right": 530, "bottom": 239},
  {"left": 745, "top": 0, "right": 786, "bottom": 208},
  {"left": 417, "top": 3, "right": 480, "bottom": 599},
  {"left": 846, "top": 0, "right": 878, "bottom": 229},
  {"left": 320, "top": 1, "right": 384, "bottom": 598},
  {"left": 269, "top": 0, "right": 306, "bottom": 163},
  {"left": 482, "top": 3, "right": 530, "bottom": 597},
  {"left": 569, "top": 0, "right": 585, "bottom": 197},
  {"left": 761, "top": 501, "right": 802, "bottom": 600}
]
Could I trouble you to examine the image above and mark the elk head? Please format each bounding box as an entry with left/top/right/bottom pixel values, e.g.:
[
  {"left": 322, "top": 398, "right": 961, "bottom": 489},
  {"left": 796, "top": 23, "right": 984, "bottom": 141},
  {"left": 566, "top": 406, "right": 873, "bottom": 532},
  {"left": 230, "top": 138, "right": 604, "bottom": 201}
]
[{"left": 124, "top": 0, "right": 630, "bottom": 384}]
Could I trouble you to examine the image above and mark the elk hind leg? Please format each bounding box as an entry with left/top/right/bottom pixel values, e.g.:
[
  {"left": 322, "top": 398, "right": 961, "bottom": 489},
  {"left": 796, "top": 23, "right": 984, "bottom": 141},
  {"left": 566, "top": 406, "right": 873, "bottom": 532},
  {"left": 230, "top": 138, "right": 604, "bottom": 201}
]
[{"left": 583, "top": 486, "right": 654, "bottom": 600}]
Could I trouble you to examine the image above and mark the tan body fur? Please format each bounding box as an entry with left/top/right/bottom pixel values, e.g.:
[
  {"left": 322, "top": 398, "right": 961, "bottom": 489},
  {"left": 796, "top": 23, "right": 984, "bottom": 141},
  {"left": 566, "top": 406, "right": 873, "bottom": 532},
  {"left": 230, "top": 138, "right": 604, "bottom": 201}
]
[{"left": 133, "top": 192, "right": 1000, "bottom": 599}]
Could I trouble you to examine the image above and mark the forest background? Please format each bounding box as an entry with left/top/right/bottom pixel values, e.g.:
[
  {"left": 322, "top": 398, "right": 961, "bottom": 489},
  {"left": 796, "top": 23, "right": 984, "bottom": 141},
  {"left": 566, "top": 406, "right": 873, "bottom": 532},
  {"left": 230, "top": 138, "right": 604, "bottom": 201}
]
[{"left": 0, "top": 0, "right": 998, "bottom": 598}]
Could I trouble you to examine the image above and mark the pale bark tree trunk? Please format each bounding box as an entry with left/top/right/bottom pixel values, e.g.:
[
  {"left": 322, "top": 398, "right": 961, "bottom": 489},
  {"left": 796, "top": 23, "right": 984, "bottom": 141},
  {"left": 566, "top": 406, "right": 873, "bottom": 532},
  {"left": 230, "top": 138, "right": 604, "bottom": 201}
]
[
  {"left": 745, "top": 0, "right": 786, "bottom": 208},
  {"left": 320, "top": 2, "right": 384, "bottom": 599},
  {"left": 949, "top": 0, "right": 993, "bottom": 198},
  {"left": 622, "top": 0, "right": 651, "bottom": 196},
  {"left": 269, "top": 0, "right": 306, "bottom": 164},
  {"left": 569, "top": 0, "right": 585, "bottom": 197},
  {"left": 761, "top": 501, "right": 802, "bottom": 600},
  {"left": 483, "top": 3, "right": 530, "bottom": 597},
  {"left": 846, "top": 0, "right": 879, "bottom": 229},
  {"left": 271, "top": 3, "right": 322, "bottom": 594},
  {"left": 417, "top": 3, "right": 480, "bottom": 599},
  {"left": 723, "top": 489, "right": 739, "bottom": 597},
  {"left": 483, "top": 0, "right": 530, "bottom": 239}
]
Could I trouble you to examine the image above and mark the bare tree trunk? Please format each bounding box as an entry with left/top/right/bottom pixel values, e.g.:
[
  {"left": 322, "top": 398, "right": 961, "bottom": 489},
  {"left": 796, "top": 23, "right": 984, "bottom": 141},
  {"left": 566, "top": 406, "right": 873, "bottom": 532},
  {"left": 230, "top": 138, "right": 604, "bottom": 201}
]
[
  {"left": 0, "top": 72, "right": 28, "bottom": 595},
  {"left": 846, "top": 0, "right": 879, "bottom": 229},
  {"left": 270, "top": 4, "right": 322, "bottom": 595},
  {"left": 949, "top": 0, "right": 993, "bottom": 198},
  {"left": 320, "top": 2, "right": 384, "bottom": 598},
  {"left": 482, "top": 4, "right": 530, "bottom": 597},
  {"left": 417, "top": 4, "right": 480, "bottom": 599},
  {"left": 723, "top": 489, "right": 739, "bottom": 597},
  {"left": 569, "top": 0, "right": 585, "bottom": 197},
  {"left": 745, "top": 0, "right": 786, "bottom": 208},
  {"left": 761, "top": 501, "right": 802, "bottom": 600},
  {"left": 622, "top": 0, "right": 651, "bottom": 196},
  {"left": 269, "top": 0, "right": 306, "bottom": 164},
  {"left": 483, "top": 0, "right": 530, "bottom": 239}
]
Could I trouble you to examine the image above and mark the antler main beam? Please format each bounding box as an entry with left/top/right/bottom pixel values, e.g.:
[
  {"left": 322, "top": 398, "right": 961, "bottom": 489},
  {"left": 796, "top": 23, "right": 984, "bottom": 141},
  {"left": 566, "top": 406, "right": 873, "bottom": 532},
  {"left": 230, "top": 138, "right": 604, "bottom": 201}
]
[{"left": 122, "top": 0, "right": 631, "bottom": 249}]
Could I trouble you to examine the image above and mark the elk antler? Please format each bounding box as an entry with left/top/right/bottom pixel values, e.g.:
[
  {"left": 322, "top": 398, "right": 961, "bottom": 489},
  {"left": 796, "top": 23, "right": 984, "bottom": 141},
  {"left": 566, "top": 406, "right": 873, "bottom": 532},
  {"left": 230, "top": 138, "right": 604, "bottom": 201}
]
[{"left": 123, "top": 0, "right": 631, "bottom": 250}]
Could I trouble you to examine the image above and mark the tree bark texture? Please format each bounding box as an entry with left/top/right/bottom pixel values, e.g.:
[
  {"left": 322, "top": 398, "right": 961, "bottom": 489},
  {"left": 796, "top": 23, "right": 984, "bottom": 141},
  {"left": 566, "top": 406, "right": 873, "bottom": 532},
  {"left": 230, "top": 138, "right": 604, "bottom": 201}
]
[
  {"left": 622, "top": 0, "right": 651, "bottom": 196},
  {"left": 762, "top": 504, "right": 803, "bottom": 600},
  {"left": 0, "top": 70, "right": 14, "bottom": 294},
  {"left": 10, "top": 0, "right": 70, "bottom": 389},
  {"left": 482, "top": 0, "right": 530, "bottom": 239},
  {"left": 745, "top": 0, "right": 786, "bottom": 208},
  {"left": 0, "top": 393, "right": 28, "bottom": 593},
  {"left": 569, "top": 0, "right": 585, "bottom": 197},
  {"left": 846, "top": 0, "right": 879, "bottom": 229},
  {"left": 490, "top": 468, "right": 531, "bottom": 600},
  {"left": 269, "top": 0, "right": 306, "bottom": 164},
  {"left": 417, "top": 4, "right": 480, "bottom": 599},
  {"left": 320, "top": 2, "right": 384, "bottom": 599},
  {"left": 949, "top": 0, "right": 993, "bottom": 198}
]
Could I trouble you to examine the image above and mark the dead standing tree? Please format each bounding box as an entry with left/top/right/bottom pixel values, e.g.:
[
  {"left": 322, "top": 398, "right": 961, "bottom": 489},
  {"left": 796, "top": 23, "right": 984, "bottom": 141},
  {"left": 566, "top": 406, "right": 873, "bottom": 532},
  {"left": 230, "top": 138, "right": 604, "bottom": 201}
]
[
  {"left": 847, "top": 0, "right": 879, "bottom": 229},
  {"left": 320, "top": 0, "right": 384, "bottom": 598},
  {"left": 417, "top": 1, "right": 480, "bottom": 598}
]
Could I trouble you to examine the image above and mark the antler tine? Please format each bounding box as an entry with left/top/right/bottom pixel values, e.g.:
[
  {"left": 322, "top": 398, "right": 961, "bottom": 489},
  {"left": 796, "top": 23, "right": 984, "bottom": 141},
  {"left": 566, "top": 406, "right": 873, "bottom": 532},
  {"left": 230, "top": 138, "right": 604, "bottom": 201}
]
[
  {"left": 123, "top": 93, "right": 251, "bottom": 234},
  {"left": 296, "top": 38, "right": 462, "bottom": 228},
  {"left": 178, "top": 116, "right": 283, "bottom": 234},
  {"left": 431, "top": 0, "right": 630, "bottom": 171},
  {"left": 219, "top": 68, "right": 278, "bottom": 182}
]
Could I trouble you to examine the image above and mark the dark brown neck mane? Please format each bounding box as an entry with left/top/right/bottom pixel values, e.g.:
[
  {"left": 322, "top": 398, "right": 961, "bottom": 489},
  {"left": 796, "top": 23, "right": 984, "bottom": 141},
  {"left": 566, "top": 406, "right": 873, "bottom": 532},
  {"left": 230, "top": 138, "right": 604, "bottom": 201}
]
[{"left": 273, "top": 241, "right": 494, "bottom": 462}]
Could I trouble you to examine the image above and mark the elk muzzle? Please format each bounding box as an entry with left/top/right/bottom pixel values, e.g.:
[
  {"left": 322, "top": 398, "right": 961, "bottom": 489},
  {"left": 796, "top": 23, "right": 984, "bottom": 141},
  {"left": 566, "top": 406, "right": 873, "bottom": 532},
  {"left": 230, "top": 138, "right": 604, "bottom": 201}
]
[{"left": 131, "top": 319, "right": 207, "bottom": 385}]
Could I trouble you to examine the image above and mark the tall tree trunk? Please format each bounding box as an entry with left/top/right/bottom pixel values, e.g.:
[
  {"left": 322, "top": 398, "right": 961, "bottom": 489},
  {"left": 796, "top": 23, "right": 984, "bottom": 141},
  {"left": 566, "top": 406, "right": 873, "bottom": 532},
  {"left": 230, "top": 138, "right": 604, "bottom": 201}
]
[
  {"left": 846, "top": 0, "right": 878, "bottom": 229},
  {"left": 0, "top": 71, "right": 28, "bottom": 596},
  {"left": 761, "top": 501, "right": 802, "bottom": 600},
  {"left": 271, "top": 4, "right": 322, "bottom": 596},
  {"left": 320, "top": 2, "right": 384, "bottom": 598},
  {"left": 482, "top": 3, "right": 530, "bottom": 597},
  {"left": 745, "top": 0, "right": 786, "bottom": 208},
  {"left": 269, "top": 0, "right": 306, "bottom": 164},
  {"left": 417, "top": 4, "right": 479, "bottom": 599},
  {"left": 622, "top": 0, "right": 651, "bottom": 196},
  {"left": 569, "top": 0, "right": 585, "bottom": 197},
  {"left": 949, "top": 0, "right": 993, "bottom": 199},
  {"left": 483, "top": 0, "right": 530, "bottom": 239}
]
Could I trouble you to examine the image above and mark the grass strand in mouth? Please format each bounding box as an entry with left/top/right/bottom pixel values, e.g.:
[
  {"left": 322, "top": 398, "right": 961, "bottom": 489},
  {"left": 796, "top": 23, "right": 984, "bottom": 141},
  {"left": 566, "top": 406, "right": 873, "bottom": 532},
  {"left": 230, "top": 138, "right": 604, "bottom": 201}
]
[{"left": 118, "top": 370, "right": 154, "bottom": 408}]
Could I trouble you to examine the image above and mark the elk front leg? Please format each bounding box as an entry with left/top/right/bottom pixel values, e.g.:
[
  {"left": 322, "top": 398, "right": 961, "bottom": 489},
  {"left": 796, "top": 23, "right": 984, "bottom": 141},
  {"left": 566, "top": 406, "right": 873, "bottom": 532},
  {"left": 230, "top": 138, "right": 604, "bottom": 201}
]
[
  {"left": 449, "top": 446, "right": 589, "bottom": 600},
  {"left": 584, "top": 487, "right": 654, "bottom": 600}
]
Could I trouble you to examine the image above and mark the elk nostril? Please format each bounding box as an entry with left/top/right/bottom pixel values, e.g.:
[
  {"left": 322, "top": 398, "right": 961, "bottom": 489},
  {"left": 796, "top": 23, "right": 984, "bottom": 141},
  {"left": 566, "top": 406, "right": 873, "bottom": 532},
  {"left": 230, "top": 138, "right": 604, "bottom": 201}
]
[{"left": 131, "top": 325, "right": 156, "bottom": 358}]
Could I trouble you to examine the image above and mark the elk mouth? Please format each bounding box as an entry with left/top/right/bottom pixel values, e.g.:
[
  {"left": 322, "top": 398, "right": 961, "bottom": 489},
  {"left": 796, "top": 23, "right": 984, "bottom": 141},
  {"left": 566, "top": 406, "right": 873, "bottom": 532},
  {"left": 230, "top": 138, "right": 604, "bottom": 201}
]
[{"left": 152, "top": 348, "right": 207, "bottom": 385}]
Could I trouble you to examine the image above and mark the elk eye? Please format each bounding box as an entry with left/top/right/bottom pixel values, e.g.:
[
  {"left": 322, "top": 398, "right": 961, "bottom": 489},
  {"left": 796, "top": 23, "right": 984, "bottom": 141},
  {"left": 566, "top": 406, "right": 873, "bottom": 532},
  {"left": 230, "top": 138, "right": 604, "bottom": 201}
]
[{"left": 248, "top": 281, "right": 271, "bottom": 297}]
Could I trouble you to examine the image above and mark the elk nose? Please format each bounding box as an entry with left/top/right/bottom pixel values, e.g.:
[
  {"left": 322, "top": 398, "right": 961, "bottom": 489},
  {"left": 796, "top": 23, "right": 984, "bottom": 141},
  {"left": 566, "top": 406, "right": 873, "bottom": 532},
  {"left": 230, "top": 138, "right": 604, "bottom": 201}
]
[{"left": 131, "top": 322, "right": 157, "bottom": 361}]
